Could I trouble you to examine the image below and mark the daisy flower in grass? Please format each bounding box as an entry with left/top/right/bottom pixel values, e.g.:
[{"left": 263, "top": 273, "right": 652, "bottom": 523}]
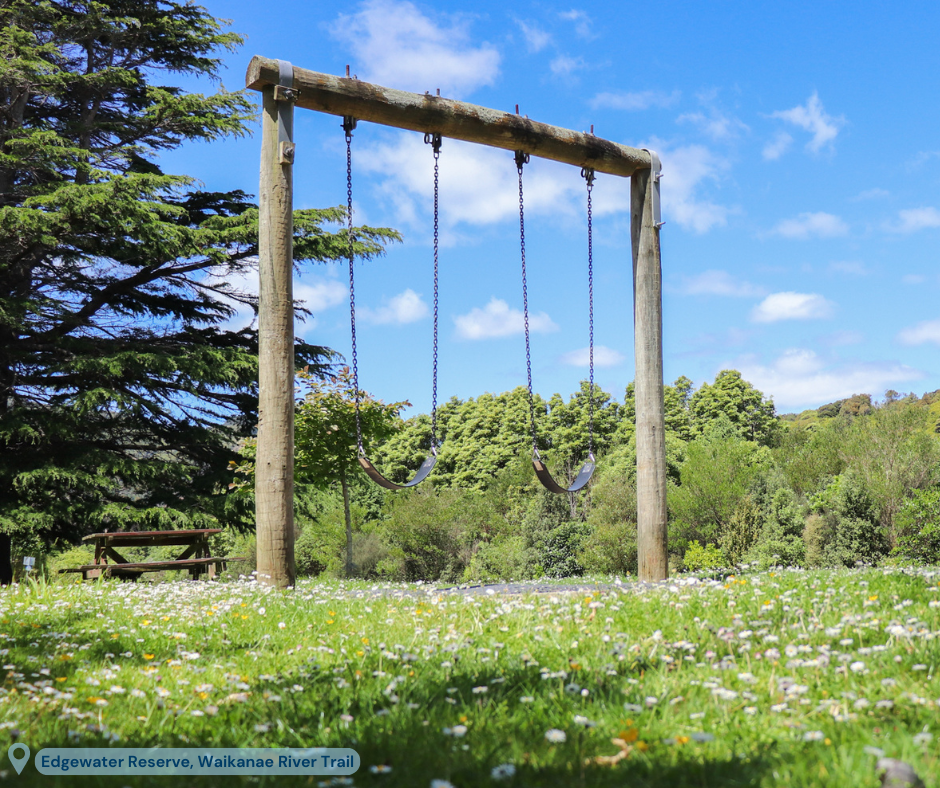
[
  {"left": 491, "top": 763, "right": 515, "bottom": 780},
  {"left": 545, "top": 729, "right": 567, "bottom": 743}
]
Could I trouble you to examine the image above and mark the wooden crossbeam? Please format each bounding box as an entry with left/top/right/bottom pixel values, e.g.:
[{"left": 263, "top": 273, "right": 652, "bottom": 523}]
[{"left": 245, "top": 56, "right": 651, "bottom": 178}]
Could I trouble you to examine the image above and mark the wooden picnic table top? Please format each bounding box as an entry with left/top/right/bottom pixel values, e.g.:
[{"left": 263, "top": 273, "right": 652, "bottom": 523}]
[{"left": 82, "top": 529, "right": 221, "bottom": 545}]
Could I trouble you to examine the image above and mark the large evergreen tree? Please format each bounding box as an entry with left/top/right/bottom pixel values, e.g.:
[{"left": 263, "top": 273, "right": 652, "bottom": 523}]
[{"left": 0, "top": 0, "right": 398, "bottom": 582}]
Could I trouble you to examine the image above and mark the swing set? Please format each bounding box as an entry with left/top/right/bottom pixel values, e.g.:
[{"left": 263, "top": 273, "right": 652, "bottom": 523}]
[
  {"left": 343, "top": 118, "right": 598, "bottom": 494},
  {"left": 247, "top": 57, "right": 668, "bottom": 585}
]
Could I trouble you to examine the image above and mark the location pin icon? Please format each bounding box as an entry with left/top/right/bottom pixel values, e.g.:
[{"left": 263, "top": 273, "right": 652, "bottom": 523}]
[{"left": 8, "top": 743, "right": 30, "bottom": 775}]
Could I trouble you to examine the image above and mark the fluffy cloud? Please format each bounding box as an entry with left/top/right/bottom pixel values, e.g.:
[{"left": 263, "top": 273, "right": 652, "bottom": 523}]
[
  {"left": 559, "top": 345, "right": 625, "bottom": 367},
  {"left": 516, "top": 19, "right": 551, "bottom": 52},
  {"left": 677, "top": 109, "right": 748, "bottom": 142},
  {"left": 359, "top": 133, "right": 583, "bottom": 229},
  {"left": 735, "top": 349, "right": 923, "bottom": 410},
  {"left": 680, "top": 269, "right": 766, "bottom": 297},
  {"left": 897, "top": 318, "right": 940, "bottom": 346},
  {"left": 550, "top": 54, "right": 586, "bottom": 78},
  {"left": 751, "top": 292, "right": 834, "bottom": 323},
  {"left": 589, "top": 90, "right": 680, "bottom": 111},
  {"left": 559, "top": 9, "right": 593, "bottom": 39},
  {"left": 884, "top": 207, "right": 940, "bottom": 233},
  {"left": 330, "top": 0, "right": 499, "bottom": 97},
  {"left": 358, "top": 288, "right": 428, "bottom": 325},
  {"left": 770, "top": 92, "right": 844, "bottom": 153},
  {"left": 772, "top": 211, "right": 849, "bottom": 239},
  {"left": 656, "top": 143, "right": 732, "bottom": 233},
  {"left": 454, "top": 297, "right": 558, "bottom": 340},
  {"left": 294, "top": 278, "right": 347, "bottom": 312},
  {"left": 762, "top": 131, "right": 793, "bottom": 161}
]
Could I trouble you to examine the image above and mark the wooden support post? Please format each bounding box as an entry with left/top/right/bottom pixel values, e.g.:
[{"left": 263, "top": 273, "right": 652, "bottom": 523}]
[
  {"left": 632, "top": 166, "right": 668, "bottom": 582},
  {"left": 255, "top": 83, "right": 296, "bottom": 588}
]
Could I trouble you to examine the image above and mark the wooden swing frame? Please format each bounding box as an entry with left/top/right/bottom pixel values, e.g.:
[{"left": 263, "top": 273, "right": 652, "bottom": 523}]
[{"left": 246, "top": 56, "right": 668, "bottom": 587}]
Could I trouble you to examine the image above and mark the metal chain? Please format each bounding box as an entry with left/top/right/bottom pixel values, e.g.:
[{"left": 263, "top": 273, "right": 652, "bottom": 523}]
[
  {"left": 425, "top": 133, "right": 442, "bottom": 451},
  {"left": 515, "top": 150, "right": 538, "bottom": 453},
  {"left": 582, "top": 167, "right": 596, "bottom": 455},
  {"left": 343, "top": 116, "right": 364, "bottom": 453}
]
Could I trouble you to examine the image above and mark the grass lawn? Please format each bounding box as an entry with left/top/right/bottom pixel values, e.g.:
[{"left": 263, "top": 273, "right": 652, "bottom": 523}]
[{"left": 2, "top": 567, "right": 939, "bottom": 787}]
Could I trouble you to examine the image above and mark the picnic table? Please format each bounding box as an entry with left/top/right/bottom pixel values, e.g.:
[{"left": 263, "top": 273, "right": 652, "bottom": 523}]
[{"left": 60, "top": 529, "right": 244, "bottom": 580}]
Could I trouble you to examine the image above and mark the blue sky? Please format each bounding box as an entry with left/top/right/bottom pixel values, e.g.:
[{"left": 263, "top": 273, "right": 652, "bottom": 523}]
[{"left": 168, "top": 0, "right": 940, "bottom": 416}]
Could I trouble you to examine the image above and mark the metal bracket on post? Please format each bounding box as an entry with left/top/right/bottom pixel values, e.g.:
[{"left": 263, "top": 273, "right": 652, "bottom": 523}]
[
  {"left": 275, "top": 59, "right": 296, "bottom": 165},
  {"left": 642, "top": 149, "right": 664, "bottom": 229}
]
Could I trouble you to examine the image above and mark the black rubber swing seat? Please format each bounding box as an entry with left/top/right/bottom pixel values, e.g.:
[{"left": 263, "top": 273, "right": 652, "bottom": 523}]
[
  {"left": 358, "top": 451, "right": 437, "bottom": 491},
  {"left": 532, "top": 450, "right": 595, "bottom": 494}
]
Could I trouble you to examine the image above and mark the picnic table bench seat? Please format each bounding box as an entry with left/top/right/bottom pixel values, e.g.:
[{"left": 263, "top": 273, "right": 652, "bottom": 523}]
[
  {"left": 59, "top": 529, "right": 247, "bottom": 580},
  {"left": 60, "top": 556, "right": 246, "bottom": 580}
]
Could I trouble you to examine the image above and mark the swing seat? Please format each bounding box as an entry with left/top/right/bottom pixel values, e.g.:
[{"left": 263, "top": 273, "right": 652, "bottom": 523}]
[
  {"left": 532, "top": 451, "right": 595, "bottom": 494},
  {"left": 358, "top": 451, "right": 437, "bottom": 491}
]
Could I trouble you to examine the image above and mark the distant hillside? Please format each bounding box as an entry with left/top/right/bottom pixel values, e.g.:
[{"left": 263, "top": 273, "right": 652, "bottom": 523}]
[{"left": 780, "top": 389, "right": 940, "bottom": 432}]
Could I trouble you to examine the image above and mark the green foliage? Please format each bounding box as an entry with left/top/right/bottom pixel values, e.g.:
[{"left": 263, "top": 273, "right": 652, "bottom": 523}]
[
  {"left": 719, "top": 494, "right": 763, "bottom": 566},
  {"left": 682, "top": 541, "right": 725, "bottom": 572},
  {"left": 836, "top": 401, "right": 940, "bottom": 544},
  {"left": 894, "top": 488, "right": 940, "bottom": 564},
  {"left": 808, "top": 474, "right": 888, "bottom": 567},
  {"left": 745, "top": 489, "right": 806, "bottom": 569},
  {"left": 378, "top": 486, "right": 500, "bottom": 582},
  {"left": 294, "top": 368, "right": 407, "bottom": 487},
  {"left": 0, "top": 0, "right": 401, "bottom": 579},
  {"left": 669, "top": 422, "right": 773, "bottom": 546},
  {"left": 773, "top": 420, "right": 845, "bottom": 497},
  {"left": 689, "top": 370, "right": 779, "bottom": 446}
]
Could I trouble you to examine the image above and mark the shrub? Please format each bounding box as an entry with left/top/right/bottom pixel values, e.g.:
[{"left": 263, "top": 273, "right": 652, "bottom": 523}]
[
  {"left": 683, "top": 541, "right": 725, "bottom": 572},
  {"left": 541, "top": 521, "right": 590, "bottom": 578},
  {"left": 746, "top": 489, "right": 805, "bottom": 569},
  {"left": 295, "top": 518, "right": 344, "bottom": 577},
  {"left": 45, "top": 545, "right": 95, "bottom": 580},
  {"left": 895, "top": 488, "right": 940, "bottom": 564},
  {"left": 803, "top": 514, "right": 828, "bottom": 567},
  {"left": 465, "top": 534, "right": 530, "bottom": 582},
  {"left": 720, "top": 494, "right": 763, "bottom": 566},
  {"left": 808, "top": 474, "right": 889, "bottom": 566},
  {"left": 579, "top": 519, "right": 638, "bottom": 575}
]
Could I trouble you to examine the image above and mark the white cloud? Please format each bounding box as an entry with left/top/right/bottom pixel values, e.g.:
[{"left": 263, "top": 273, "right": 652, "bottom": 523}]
[
  {"left": 897, "top": 318, "right": 940, "bottom": 346},
  {"left": 680, "top": 269, "right": 766, "bottom": 297},
  {"left": 885, "top": 207, "right": 940, "bottom": 233},
  {"left": 770, "top": 92, "right": 844, "bottom": 153},
  {"left": 359, "top": 133, "right": 582, "bottom": 229},
  {"left": 735, "top": 349, "right": 923, "bottom": 410},
  {"left": 677, "top": 110, "right": 748, "bottom": 142},
  {"left": 852, "top": 187, "right": 890, "bottom": 201},
  {"left": 294, "top": 278, "right": 347, "bottom": 312},
  {"left": 454, "top": 297, "right": 558, "bottom": 340},
  {"left": 762, "top": 131, "right": 793, "bottom": 161},
  {"left": 516, "top": 19, "right": 551, "bottom": 52},
  {"left": 559, "top": 345, "right": 625, "bottom": 367},
  {"left": 903, "top": 274, "right": 927, "bottom": 285},
  {"left": 655, "top": 143, "right": 731, "bottom": 233},
  {"left": 330, "top": 0, "right": 500, "bottom": 97},
  {"left": 559, "top": 9, "right": 593, "bottom": 38},
  {"left": 772, "top": 211, "right": 849, "bottom": 239},
  {"left": 589, "top": 90, "right": 680, "bottom": 111},
  {"left": 828, "top": 260, "right": 868, "bottom": 276},
  {"left": 820, "top": 330, "right": 864, "bottom": 346},
  {"left": 359, "top": 288, "right": 428, "bottom": 325},
  {"left": 751, "top": 292, "right": 835, "bottom": 323},
  {"left": 550, "top": 54, "right": 586, "bottom": 77}
]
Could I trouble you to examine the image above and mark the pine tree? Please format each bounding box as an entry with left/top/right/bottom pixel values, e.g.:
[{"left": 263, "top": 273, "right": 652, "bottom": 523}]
[{"left": 0, "top": 0, "right": 398, "bottom": 582}]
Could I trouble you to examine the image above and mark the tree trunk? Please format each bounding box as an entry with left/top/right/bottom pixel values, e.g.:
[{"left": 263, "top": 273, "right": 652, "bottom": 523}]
[{"left": 342, "top": 472, "right": 354, "bottom": 577}]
